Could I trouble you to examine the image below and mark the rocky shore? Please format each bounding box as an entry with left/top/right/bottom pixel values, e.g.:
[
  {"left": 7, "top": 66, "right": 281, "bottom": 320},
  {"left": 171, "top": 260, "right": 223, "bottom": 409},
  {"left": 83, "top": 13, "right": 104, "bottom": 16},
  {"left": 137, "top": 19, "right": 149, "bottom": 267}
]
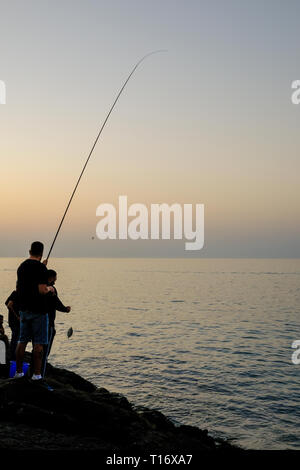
[{"left": 0, "top": 357, "right": 238, "bottom": 453}]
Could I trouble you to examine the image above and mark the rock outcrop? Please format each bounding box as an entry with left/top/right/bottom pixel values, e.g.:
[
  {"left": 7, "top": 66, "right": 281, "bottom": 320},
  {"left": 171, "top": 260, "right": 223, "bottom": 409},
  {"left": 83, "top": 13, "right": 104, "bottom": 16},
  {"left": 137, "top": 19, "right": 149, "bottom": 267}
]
[{"left": 0, "top": 358, "right": 238, "bottom": 452}]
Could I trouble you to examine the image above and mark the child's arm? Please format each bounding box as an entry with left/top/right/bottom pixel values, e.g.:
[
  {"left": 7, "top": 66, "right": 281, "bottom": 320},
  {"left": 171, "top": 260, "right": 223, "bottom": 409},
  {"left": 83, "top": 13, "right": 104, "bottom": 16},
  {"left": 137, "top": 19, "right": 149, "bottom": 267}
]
[{"left": 55, "top": 295, "right": 71, "bottom": 313}]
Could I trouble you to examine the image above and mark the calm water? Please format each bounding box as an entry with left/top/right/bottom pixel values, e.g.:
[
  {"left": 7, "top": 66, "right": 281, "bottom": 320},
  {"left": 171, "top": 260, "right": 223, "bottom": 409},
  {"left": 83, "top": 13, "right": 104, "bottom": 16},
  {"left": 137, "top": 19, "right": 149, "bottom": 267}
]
[{"left": 1, "top": 258, "right": 300, "bottom": 450}]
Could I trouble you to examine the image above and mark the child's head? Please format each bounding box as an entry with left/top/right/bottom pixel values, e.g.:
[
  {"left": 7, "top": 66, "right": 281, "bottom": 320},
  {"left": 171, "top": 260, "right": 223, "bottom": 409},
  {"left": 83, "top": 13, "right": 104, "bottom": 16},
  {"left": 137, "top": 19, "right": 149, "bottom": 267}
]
[{"left": 48, "top": 269, "right": 57, "bottom": 286}]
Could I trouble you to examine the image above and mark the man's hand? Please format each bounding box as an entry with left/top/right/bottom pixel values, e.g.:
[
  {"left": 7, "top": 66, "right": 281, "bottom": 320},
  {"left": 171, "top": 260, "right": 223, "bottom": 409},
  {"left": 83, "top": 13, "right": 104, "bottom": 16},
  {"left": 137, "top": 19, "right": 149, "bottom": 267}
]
[
  {"left": 66, "top": 306, "right": 71, "bottom": 313},
  {"left": 47, "top": 286, "right": 55, "bottom": 294},
  {"left": 42, "top": 259, "right": 48, "bottom": 266}
]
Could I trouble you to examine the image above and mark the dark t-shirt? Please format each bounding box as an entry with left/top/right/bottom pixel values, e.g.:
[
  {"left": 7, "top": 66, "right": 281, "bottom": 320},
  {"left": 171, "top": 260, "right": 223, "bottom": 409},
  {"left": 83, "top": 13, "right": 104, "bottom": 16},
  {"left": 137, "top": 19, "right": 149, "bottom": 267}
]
[
  {"left": 46, "top": 286, "right": 68, "bottom": 327},
  {"left": 17, "top": 259, "right": 48, "bottom": 314}
]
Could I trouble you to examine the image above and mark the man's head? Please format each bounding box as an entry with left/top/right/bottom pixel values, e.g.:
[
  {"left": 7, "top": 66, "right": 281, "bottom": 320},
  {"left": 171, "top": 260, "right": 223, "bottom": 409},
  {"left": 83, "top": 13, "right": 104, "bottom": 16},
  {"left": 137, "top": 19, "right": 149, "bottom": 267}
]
[
  {"left": 29, "top": 241, "right": 44, "bottom": 260},
  {"left": 47, "top": 269, "right": 57, "bottom": 286}
]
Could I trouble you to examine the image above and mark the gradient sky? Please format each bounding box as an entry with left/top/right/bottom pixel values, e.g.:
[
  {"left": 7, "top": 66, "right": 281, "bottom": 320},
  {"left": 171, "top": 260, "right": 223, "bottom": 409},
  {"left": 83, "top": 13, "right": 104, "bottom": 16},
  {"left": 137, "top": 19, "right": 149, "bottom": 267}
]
[{"left": 0, "top": 0, "right": 299, "bottom": 257}]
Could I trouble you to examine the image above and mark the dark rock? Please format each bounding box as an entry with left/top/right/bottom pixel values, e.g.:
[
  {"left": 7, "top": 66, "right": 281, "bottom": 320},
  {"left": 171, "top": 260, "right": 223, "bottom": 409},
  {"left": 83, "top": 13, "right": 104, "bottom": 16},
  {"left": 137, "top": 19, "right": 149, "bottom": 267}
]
[
  {"left": 140, "top": 409, "right": 174, "bottom": 431},
  {"left": 0, "top": 360, "right": 239, "bottom": 452}
]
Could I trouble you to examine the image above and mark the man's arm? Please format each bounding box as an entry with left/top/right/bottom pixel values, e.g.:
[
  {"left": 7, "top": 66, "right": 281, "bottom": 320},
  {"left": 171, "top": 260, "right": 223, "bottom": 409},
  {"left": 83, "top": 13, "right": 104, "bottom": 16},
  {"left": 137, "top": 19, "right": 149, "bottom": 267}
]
[
  {"left": 5, "top": 291, "right": 17, "bottom": 307},
  {"left": 38, "top": 263, "right": 54, "bottom": 295},
  {"left": 6, "top": 301, "right": 20, "bottom": 320},
  {"left": 5, "top": 292, "right": 20, "bottom": 320}
]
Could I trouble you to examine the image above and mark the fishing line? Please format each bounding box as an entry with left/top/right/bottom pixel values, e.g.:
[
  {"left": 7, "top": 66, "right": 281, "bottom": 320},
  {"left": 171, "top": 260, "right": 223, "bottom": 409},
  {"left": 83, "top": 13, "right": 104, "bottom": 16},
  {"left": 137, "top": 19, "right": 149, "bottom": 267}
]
[{"left": 46, "top": 50, "right": 166, "bottom": 260}]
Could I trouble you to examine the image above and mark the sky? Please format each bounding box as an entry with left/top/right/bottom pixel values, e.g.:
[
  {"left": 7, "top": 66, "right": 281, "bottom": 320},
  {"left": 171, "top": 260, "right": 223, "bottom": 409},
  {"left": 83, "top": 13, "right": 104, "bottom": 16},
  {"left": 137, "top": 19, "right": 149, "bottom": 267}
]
[{"left": 0, "top": 0, "right": 299, "bottom": 257}]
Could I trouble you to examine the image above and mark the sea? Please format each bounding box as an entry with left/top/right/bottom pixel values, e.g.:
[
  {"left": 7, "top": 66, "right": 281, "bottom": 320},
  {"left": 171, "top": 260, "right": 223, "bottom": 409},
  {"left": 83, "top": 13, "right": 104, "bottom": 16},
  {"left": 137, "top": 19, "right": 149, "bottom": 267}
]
[{"left": 1, "top": 257, "right": 299, "bottom": 450}]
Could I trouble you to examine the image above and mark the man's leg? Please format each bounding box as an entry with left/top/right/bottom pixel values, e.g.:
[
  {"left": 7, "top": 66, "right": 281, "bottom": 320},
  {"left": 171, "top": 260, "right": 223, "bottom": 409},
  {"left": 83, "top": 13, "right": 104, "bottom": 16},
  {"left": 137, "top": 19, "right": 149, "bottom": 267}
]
[
  {"left": 32, "top": 313, "right": 48, "bottom": 378},
  {"left": 10, "top": 326, "right": 20, "bottom": 360},
  {"left": 33, "top": 343, "right": 43, "bottom": 376},
  {"left": 16, "top": 311, "right": 30, "bottom": 374},
  {"left": 16, "top": 342, "right": 27, "bottom": 373}
]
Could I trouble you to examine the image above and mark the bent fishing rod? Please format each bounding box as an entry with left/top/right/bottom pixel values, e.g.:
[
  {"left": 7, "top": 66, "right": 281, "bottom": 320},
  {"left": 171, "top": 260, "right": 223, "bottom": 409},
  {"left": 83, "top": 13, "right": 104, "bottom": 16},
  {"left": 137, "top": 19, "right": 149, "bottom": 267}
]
[{"left": 46, "top": 50, "right": 166, "bottom": 261}]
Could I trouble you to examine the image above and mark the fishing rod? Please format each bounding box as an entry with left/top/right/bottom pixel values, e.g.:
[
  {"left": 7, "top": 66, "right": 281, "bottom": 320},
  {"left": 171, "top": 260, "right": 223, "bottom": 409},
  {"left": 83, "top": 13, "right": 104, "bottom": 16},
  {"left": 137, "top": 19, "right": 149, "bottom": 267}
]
[{"left": 46, "top": 50, "right": 166, "bottom": 261}]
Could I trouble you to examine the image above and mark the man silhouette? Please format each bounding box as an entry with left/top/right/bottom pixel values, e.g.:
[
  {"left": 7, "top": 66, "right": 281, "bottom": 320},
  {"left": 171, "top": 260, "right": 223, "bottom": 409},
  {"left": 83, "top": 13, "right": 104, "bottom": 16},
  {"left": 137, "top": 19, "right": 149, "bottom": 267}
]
[{"left": 15, "top": 241, "right": 54, "bottom": 381}]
